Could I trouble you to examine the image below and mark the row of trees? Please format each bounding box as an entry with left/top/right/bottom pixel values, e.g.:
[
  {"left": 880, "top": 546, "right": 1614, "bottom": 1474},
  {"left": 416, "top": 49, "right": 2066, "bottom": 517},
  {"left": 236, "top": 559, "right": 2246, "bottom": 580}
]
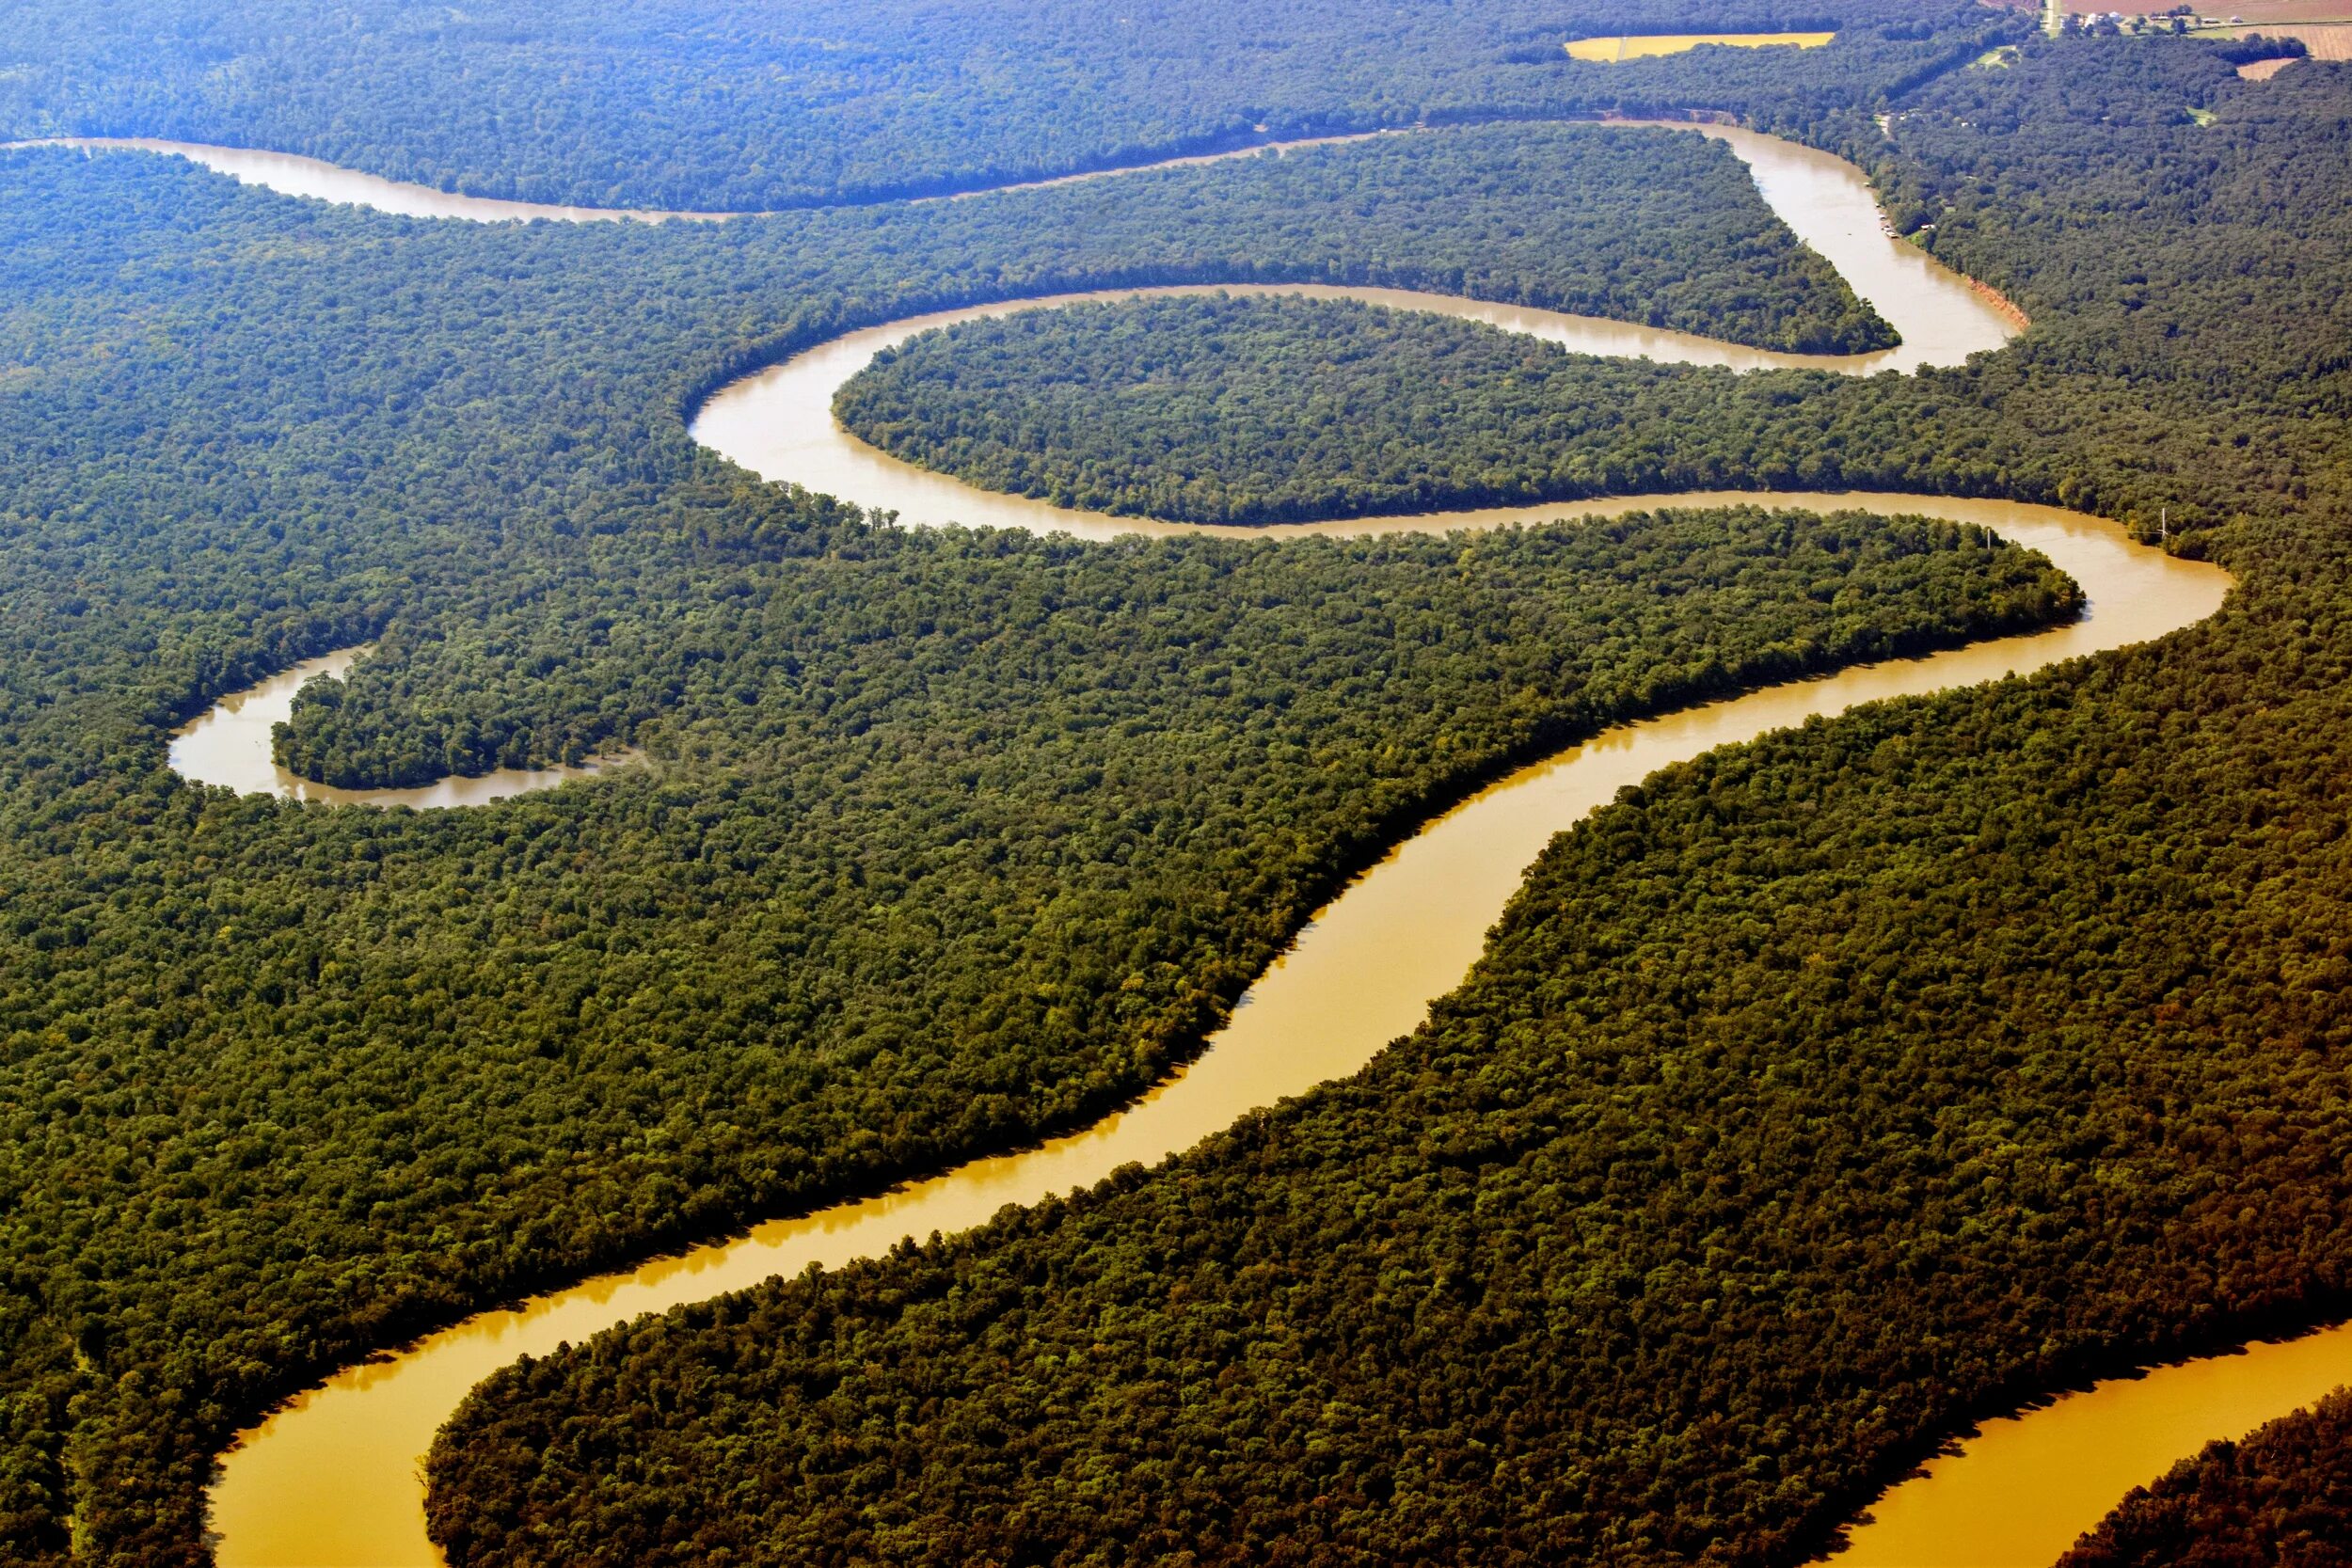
[{"left": 421, "top": 39, "right": 2352, "bottom": 1568}]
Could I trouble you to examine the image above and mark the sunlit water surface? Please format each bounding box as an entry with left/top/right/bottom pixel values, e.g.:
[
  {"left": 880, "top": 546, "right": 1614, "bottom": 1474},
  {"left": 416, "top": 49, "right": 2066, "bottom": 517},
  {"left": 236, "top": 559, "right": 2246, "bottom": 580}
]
[
  {"left": 169, "top": 647, "right": 634, "bottom": 807},
  {"left": 99, "top": 118, "right": 2276, "bottom": 1568}
]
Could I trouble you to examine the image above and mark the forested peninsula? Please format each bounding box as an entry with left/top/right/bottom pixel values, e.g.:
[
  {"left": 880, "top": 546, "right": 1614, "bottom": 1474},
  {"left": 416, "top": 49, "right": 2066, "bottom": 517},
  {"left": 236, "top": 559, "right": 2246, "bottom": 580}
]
[
  {"left": 837, "top": 45, "right": 2339, "bottom": 542},
  {"left": 2058, "top": 1386, "right": 2352, "bottom": 1567},
  {"left": 834, "top": 293, "right": 1863, "bottom": 527},
  {"left": 0, "top": 65, "right": 2063, "bottom": 1563},
  {"left": 421, "top": 40, "right": 2352, "bottom": 1568}
]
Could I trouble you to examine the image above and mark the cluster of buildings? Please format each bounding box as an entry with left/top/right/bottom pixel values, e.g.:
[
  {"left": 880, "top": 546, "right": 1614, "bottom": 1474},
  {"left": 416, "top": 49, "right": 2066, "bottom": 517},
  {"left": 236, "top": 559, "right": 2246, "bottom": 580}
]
[{"left": 2062, "top": 8, "right": 2246, "bottom": 30}]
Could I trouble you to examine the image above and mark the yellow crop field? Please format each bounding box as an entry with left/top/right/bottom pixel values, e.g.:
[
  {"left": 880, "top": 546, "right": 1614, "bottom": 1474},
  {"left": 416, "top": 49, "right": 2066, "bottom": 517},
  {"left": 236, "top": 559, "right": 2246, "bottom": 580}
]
[
  {"left": 2236, "top": 22, "right": 2352, "bottom": 58},
  {"left": 1565, "top": 31, "right": 1836, "bottom": 61}
]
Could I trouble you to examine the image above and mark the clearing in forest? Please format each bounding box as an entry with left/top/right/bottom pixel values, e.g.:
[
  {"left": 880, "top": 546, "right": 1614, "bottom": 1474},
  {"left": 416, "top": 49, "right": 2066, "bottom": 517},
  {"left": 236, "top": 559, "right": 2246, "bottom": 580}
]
[{"left": 1565, "top": 31, "right": 1836, "bottom": 61}]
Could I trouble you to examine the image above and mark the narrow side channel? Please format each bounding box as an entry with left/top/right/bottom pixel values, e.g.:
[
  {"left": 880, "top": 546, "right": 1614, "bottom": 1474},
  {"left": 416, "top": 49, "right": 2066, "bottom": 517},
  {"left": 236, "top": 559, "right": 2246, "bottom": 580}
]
[{"left": 168, "top": 646, "right": 635, "bottom": 809}]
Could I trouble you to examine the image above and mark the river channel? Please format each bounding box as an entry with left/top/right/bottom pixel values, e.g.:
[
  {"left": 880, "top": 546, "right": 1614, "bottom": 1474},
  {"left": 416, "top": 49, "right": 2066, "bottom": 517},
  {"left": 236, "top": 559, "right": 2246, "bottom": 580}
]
[
  {"left": 129, "top": 120, "right": 2295, "bottom": 1568},
  {"left": 10, "top": 130, "right": 1395, "bottom": 221},
  {"left": 167, "top": 646, "right": 633, "bottom": 807},
  {"left": 201, "top": 494, "right": 2230, "bottom": 1568}
]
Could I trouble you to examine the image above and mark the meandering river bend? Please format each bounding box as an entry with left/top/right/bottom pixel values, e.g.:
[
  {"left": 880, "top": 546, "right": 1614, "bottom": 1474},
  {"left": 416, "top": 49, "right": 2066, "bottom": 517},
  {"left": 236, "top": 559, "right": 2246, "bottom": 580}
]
[
  {"left": 10, "top": 130, "right": 1397, "bottom": 221},
  {"left": 199, "top": 496, "right": 2231, "bottom": 1568},
  {"left": 103, "top": 120, "right": 2291, "bottom": 1568},
  {"left": 167, "top": 646, "right": 633, "bottom": 807}
]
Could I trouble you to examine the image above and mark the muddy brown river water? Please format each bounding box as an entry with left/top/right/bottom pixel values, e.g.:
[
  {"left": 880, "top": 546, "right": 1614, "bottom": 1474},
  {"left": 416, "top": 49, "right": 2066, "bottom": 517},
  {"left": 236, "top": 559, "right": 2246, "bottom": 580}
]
[
  {"left": 167, "top": 646, "right": 633, "bottom": 807},
  {"left": 10, "top": 131, "right": 1399, "bottom": 220},
  {"left": 79, "top": 120, "right": 2288, "bottom": 1568},
  {"left": 198, "top": 493, "right": 2231, "bottom": 1568}
]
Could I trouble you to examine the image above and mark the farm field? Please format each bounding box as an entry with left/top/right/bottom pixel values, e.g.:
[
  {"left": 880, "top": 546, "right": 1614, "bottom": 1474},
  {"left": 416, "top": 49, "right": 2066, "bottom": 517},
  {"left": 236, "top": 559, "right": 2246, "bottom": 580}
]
[
  {"left": 2231, "top": 20, "right": 2352, "bottom": 55},
  {"left": 1565, "top": 31, "right": 1836, "bottom": 60}
]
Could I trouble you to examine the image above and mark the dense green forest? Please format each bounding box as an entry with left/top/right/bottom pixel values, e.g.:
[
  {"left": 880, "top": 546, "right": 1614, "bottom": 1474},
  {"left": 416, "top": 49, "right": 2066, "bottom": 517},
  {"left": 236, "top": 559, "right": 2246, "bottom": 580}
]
[
  {"left": 277, "top": 508, "right": 2030, "bottom": 792},
  {"left": 430, "top": 590, "right": 2352, "bottom": 1568},
  {"left": 421, "top": 40, "right": 2352, "bottom": 1568},
  {"left": 259, "top": 120, "right": 1889, "bottom": 790},
  {"left": 3, "top": 11, "right": 2346, "bottom": 1568},
  {"left": 0, "top": 106, "right": 2048, "bottom": 1564},
  {"left": 838, "top": 43, "right": 2344, "bottom": 538},
  {"left": 2058, "top": 1386, "right": 2352, "bottom": 1567},
  {"left": 0, "top": 0, "right": 2015, "bottom": 210},
  {"left": 834, "top": 293, "right": 1863, "bottom": 526}
]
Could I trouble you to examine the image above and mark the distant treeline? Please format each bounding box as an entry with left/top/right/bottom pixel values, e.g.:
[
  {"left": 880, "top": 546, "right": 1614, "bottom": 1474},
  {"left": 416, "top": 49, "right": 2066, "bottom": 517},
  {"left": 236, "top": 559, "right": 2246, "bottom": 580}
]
[
  {"left": 0, "top": 0, "right": 2017, "bottom": 210},
  {"left": 421, "top": 41, "right": 2352, "bottom": 1568}
]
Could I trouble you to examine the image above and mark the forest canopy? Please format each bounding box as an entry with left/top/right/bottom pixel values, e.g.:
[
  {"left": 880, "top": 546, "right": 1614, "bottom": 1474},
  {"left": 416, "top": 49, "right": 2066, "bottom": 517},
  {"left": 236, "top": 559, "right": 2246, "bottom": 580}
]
[
  {"left": 0, "top": 104, "right": 2077, "bottom": 1564},
  {"left": 2057, "top": 1386, "right": 2352, "bottom": 1568},
  {"left": 835, "top": 42, "right": 2352, "bottom": 545},
  {"left": 420, "top": 39, "right": 2352, "bottom": 1568},
  {"left": 0, "top": 18, "right": 2344, "bottom": 1568},
  {"left": 0, "top": 0, "right": 2018, "bottom": 209},
  {"left": 835, "top": 293, "right": 1862, "bottom": 527}
]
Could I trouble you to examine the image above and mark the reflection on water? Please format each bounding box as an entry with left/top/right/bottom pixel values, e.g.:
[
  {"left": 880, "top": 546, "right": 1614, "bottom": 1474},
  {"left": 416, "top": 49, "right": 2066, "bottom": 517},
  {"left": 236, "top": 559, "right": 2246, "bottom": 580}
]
[{"left": 169, "top": 647, "right": 634, "bottom": 808}]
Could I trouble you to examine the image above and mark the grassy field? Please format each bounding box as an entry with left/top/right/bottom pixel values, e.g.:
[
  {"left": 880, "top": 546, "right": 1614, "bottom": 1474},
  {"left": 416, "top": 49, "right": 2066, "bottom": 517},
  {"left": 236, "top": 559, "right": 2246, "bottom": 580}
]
[{"left": 1565, "top": 31, "right": 1835, "bottom": 62}]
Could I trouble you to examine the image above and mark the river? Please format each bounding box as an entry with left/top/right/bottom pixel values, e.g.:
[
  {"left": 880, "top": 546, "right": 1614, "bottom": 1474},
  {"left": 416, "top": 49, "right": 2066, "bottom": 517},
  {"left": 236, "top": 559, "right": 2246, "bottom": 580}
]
[
  {"left": 200, "top": 494, "right": 2228, "bottom": 1568},
  {"left": 1839, "top": 1323, "right": 2352, "bottom": 1565},
  {"left": 8, "top": 131, "right": 1396, "bottom": 222},
  {"left": 128, "top": 120, "right": 2284, "bottom": 1568},
  {"left": 167, "top": 646, "right": 633, "bottom": 807},
  {"left": 688, "top": 121, "right": 2014, "bottom": 528}
]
